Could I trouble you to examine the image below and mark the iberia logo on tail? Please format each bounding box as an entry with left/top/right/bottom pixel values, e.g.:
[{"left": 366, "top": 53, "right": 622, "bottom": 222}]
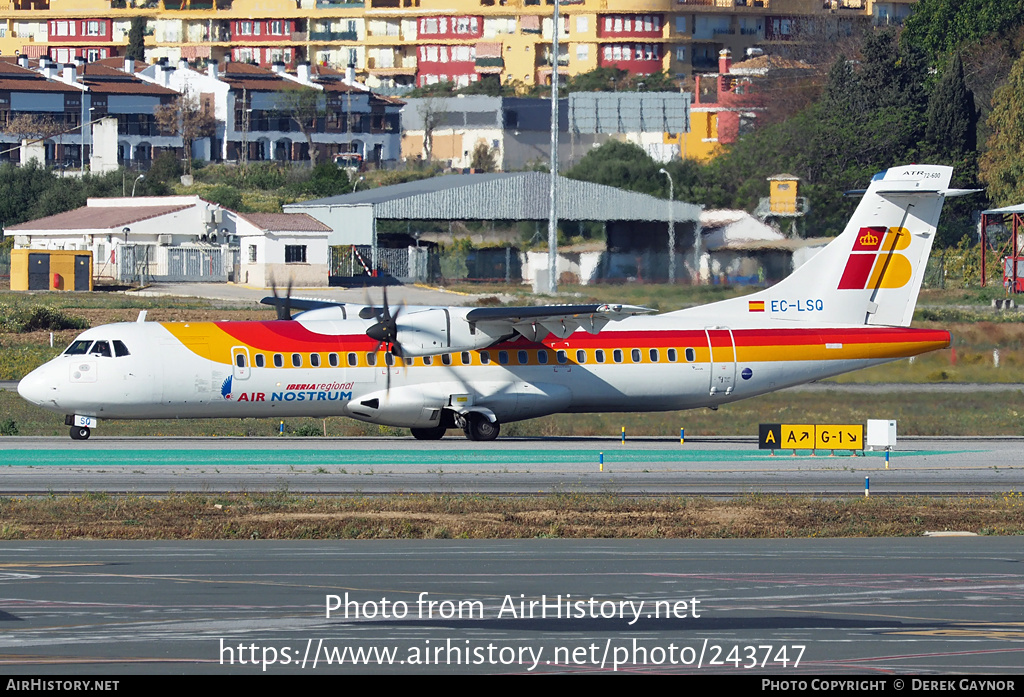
[{"left": 838, "top": 226, "right": 912, "bottom": 290}]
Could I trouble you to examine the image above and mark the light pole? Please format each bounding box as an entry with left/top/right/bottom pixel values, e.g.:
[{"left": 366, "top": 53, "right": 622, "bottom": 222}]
[
  {"left": 131, "top": 174, "right": 144, "bottom": 197},
  {"left": 659, "top": 168, "right": 675, "bottom": 285},
  {"left": 547, "top": 0, "right": 561, "bottom": 294},
  {"left": 352, "top": 175, "right": 365, "bottom": 193}
]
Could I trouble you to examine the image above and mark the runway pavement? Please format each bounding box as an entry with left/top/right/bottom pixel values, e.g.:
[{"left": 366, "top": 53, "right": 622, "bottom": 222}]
[
  {"left": 0, "top": 436, "right": 1020, "bottom": 495},
  {"left": 1, "top": 538, "right": 1022, "bottom": 674}
]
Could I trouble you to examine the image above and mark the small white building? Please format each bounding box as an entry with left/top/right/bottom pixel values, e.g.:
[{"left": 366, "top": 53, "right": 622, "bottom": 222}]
[
  {"left": 234, "top": 212, "right": 333, "bottom": 288},
  {"left": 5, "top": 196, "right": 232, "bottom": 284}
]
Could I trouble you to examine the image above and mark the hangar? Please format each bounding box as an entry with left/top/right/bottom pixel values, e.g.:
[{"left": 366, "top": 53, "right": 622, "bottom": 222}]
[{"left": 284, "top": 171, "right": 702, "bottom": 285}]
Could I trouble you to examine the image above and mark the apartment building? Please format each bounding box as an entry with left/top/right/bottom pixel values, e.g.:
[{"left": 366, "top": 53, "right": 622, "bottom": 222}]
[{"left": 0, "top": 0, "right": 917, "bottom": 92}]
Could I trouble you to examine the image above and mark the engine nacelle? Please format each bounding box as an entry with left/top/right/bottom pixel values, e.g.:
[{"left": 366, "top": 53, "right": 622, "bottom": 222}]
[{"left": 395, "top": 307, "right": 507, "bottom": 357}]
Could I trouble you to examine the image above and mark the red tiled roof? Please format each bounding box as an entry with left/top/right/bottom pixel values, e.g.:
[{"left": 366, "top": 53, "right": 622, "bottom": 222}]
[
  {"left": 7, "top": 204, "right": 193, "bottom": 232},
  {"left": 236, "top": 212, "right": 332, "bottom": 233}
]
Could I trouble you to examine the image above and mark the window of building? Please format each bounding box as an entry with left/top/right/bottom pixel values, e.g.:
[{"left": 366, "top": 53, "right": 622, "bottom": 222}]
[
  {"left": 248, "top": 245, "right": 257, "bottom": 263},
  {"left": 285, "top": 245, "right": 307, "bottom": 263}
]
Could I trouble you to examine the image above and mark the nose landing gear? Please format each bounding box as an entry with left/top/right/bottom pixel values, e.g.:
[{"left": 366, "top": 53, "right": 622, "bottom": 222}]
[{"left": 70, "top": 426, "right": 91, "bottom": 440}]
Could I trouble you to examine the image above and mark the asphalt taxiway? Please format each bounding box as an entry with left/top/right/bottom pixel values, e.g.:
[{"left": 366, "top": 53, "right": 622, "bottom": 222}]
[
  {"left": 0, "top": 436, "right": 1020, "bottom": 495},
  {"left": 1, "top": 538, "right": 1023, "bottom": 674}
]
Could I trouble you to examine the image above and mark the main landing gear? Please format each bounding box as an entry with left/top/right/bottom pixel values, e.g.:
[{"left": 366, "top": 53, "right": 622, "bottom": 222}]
[
  {"left": 463, "top": 412, "right": 500, "bottom": 442},
  {"left": 416, "top": 412, "right": 501, "bottom": 441},
  {"left": 70, "top": 426, "right": 91, "bottom": 440}
]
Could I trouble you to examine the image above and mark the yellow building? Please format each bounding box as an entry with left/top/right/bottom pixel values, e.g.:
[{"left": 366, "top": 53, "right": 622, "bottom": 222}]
[
  {"left": 10, "top": 249, "right": 93, "bottom": 291},
  {"left": 0, "top": 0, "right": 916, "bottom": 92}
]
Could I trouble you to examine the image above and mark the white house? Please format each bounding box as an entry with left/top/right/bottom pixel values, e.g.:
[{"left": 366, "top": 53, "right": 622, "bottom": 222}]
[{"left": 234, "top": 212, "right": 333, "bottom": 287}]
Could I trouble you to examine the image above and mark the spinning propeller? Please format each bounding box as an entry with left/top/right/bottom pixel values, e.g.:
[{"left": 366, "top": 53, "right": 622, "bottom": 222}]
[
  {"left": 363, "top": 286, "right": 405, "bottom": 392},
  {"left": 269, "top": 278, "right": 294, "bottom": 320}
]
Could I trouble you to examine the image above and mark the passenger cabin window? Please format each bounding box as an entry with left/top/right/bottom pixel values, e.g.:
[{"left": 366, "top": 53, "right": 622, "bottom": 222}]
[
  {"left": 685, "top": 347, "right": 696, "bottom": 362},
  {"left": 235, "top": 353, "right": 246, "bottom": 368},
  {"left": 613, "top": 349, "right": 623, "bottom": 363},
  {"left": 498, "top": 351, "right": 508, "bottom": 365},
  {"left": 255, "top": 354, "right": 265, "bottom": 368},
  {"left": 667, "top": 348, "right": 677, "bottom": 362},
  {"left": 64, "top": 340, "right": 93, "bottom": 355},
  {"left": 291, "top": 353, "right": 302, "bottom": 367},
  {"left": 367, "top": 352, "right": 377, "bottom": 366},
  {"left": 556, "top": 350, "right": 568, "bottom": 364},
  {"left": 405, "top": 357, "right": 413, "bottom": 366},
  {"left": 518, "top": 350, "right": 528, "bottom": 364},
  {"left": 273, "top": 353, "right": 283, "bottom": 368},
  {"left": 346, "top": 353, "right": 356, "bottom": 367},
  {"left": 423, "top": 355, "right": 432, "bottom": 365},
  {"left": 480, "top": 351, "right": 490, "bottom": 364},
  {"left": 442, "top": 354, "right": 452, "bottom": 366},
  {"left": 537, "top": 350, "right": 548, "bottom": 364},
  {"left": 385, "top": 353, "right": 395, "bottom": 367},
  {"left": 631, "top": 348, "right": 642, "bottom": 363},
  {"left": 329, "top": 353, "right": 339, "bottom": 367},
  {"left": 113, "top": 340, "right": 130, "bottom": 357},
  {"left": 90, "top": 341, "right": 111, "bottom": 357},
  {"left": 460, "top": 352, "right": 470, "bottom": 365},
  {"left": 595, "top": 349, "right": 605, "bottom": 363},
  {"left": 576, "top": 349, "right": 586, "bottom": 363},
  {"left": 649, "top": 348, "right": 659, "bottom": 362},
  {"left": 310, "top": 353, "right": 321, "bottom": 367}
]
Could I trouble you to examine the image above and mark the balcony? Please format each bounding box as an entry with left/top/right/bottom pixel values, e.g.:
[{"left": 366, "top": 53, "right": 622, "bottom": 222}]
[{"left": 309, "top": 30, "right": 358, "bottom": 41}]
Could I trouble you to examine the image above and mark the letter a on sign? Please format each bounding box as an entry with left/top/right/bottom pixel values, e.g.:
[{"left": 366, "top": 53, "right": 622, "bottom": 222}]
[{"left": 759, "top": 423, "right": 782, "bottom": 450}]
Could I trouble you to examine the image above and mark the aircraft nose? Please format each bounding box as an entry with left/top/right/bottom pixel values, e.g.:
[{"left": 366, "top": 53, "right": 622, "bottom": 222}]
[{"left": 17, "top": 367, "right": 55, "bottom": 407}]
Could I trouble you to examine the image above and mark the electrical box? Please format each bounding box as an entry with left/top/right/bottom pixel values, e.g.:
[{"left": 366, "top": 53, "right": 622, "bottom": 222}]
[{"left": 866, "top": 419, "right": 897, "bottom": 450}]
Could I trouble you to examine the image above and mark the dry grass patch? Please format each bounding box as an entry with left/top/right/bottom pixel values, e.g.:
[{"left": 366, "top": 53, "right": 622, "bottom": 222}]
[{"left": 1, "top": 492, "right": 1023, "bottom": 540}]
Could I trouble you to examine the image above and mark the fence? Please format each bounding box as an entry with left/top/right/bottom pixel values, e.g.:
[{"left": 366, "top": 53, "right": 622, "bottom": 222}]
[
  {"left": 330, "top": 245, "right": 430, "bottom": 283},
  {"left": 118, "top": 244, "right": 230, "bottom": 284}
]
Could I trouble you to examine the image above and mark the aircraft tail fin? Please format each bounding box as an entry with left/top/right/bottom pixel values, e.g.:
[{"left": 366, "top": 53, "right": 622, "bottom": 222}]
[{"left": 675, "top": 164, "right": 967, "bottom": 327}]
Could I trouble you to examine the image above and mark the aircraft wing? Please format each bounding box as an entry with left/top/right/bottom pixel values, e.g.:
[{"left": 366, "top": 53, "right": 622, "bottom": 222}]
[
  {"left": 465, "top": 304, "right": 654, "bottom": 340},
  {"left": 260, "top": 297, "right": 347, "bottom": 314}
]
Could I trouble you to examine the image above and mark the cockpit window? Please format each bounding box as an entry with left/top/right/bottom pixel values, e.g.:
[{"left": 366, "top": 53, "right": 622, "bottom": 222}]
[
  {"left": 90, "top": 341, "right": 112, "bottom": 357},
  {"left": 113, "top": 340, "right": 130, "bottom": 357},
  {"left": 64, "top": 340, "right": 93, "bottom": 355}
]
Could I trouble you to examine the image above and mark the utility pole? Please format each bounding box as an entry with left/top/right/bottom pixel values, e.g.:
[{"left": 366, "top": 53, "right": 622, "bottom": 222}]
[
  {"left": 659, "top": 168, "right": 675, "bottom": 284},
  {"left": 547, "top": 0, "right": 560, "bottom": 295}
]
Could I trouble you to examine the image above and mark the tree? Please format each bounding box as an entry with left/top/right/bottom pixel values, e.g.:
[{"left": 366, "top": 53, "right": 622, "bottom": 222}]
[
  {"left": 925, "top": 52, "right": 978, "bottom": 160},
  {"left": 126, "top": 17, "right": 146, "bottom": 62},
  {"left": 154, "top": 89, "right": 216, "bottom": 176},
  {"left": 417, "top": 96, "right": 446, "bottom": 163},
  {"left": 469, "top": 140, "right": 497, "bottom": 172},
  {"left": 3, "top": 114, "right": 63, "bottom": 141},
  {"left": 903, "top": 0, "right": 1024, "bottom": 62},
  {"left": 979, "top": 51, "right": 1024, "bottom": 206},
  {"left": 275, "top": 87, "right": 326, "bottom": 166}
]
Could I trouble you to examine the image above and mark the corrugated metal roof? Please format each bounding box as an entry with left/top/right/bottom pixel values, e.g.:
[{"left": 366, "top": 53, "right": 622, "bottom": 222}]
[{"left": 286, "top": 172, "right": 700, "bottom": 223}]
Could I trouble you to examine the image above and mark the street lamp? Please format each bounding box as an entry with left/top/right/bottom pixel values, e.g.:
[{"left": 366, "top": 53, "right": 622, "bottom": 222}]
[
  {"left": 352, "top": 175, "right": 365, "bottom": 193},
  {"left": 131, "top": 174, "right": 144, "bottom": 197},
  {"left": 659, "top": 167, "right": 675, "bottom": 285}
]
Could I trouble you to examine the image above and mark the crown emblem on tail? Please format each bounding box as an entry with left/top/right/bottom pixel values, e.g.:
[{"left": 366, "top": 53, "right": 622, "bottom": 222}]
[{"left": 859, "top": 230, "right": 879, "bottom": 247}]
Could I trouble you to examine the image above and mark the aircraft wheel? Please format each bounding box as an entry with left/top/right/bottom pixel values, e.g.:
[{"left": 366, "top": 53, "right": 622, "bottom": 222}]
[
  {"left": 411, "top": 426, "right": 447, "bottom": 440},
  {"left": 464, "top": 414, "right": 500, "bottom": 441},
  {"left": 70, "top": 426, "right": 91, "bottom": 441}
]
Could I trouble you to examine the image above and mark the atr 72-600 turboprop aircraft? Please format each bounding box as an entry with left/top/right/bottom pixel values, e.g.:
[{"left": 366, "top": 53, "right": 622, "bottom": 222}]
[{"left": 19, "top": 165, "right": 973, "bottom": 441}]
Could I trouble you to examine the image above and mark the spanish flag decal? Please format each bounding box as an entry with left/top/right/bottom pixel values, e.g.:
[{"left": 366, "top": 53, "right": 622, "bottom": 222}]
[{"left": 748, "top": 300, "right": 765, "bottom": 312}]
